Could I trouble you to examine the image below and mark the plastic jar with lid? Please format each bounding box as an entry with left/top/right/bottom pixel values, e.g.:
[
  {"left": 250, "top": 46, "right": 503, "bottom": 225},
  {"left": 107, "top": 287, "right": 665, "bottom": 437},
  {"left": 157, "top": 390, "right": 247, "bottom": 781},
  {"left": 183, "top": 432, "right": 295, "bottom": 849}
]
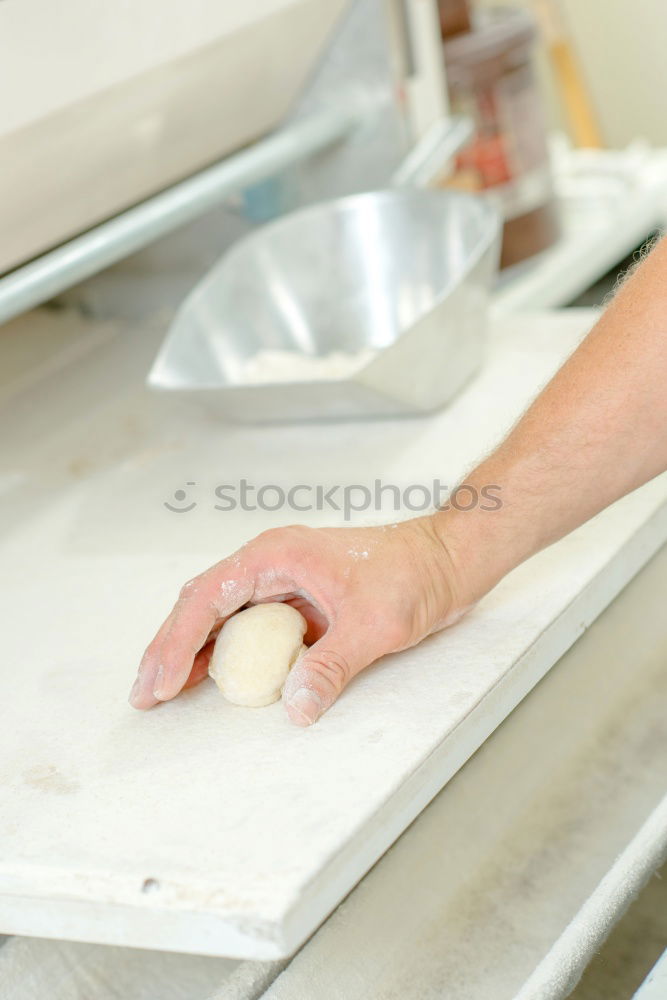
[
  {"left": 438, "top": 0, "right": 472, "bottom": 39},
  {"left": 441, "top": 6, "right": 560, "bottom": 268}
]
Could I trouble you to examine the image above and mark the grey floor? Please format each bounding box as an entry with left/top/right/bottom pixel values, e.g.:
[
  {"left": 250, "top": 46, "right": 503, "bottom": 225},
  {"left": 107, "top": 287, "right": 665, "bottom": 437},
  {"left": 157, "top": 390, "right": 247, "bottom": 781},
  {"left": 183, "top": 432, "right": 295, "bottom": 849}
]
[{"left": 569, "top": 864, "right": 666, "bottom": 999}]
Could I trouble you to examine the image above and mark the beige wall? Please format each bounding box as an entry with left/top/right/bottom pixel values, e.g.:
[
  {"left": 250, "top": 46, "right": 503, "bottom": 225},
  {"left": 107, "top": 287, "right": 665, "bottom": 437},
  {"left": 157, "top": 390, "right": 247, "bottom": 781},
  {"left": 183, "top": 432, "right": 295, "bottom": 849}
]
[{"left": 475, "top": 0, "right": 667, "bottom": 148}]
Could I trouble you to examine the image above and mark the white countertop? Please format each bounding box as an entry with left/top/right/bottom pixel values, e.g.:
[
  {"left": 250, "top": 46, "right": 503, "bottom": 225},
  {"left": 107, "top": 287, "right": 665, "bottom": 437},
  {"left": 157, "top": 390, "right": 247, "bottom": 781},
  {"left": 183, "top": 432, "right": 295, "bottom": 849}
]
[{"left": 1, "top": 306, "right": 666, "bottom": 959}]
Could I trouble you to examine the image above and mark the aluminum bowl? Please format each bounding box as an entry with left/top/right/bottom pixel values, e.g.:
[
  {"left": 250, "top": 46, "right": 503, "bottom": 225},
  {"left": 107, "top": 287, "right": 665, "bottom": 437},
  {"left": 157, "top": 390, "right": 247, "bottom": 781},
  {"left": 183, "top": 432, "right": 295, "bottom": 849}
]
[{"left": 148, "top": 189, "right": 500, "bottom": 422}]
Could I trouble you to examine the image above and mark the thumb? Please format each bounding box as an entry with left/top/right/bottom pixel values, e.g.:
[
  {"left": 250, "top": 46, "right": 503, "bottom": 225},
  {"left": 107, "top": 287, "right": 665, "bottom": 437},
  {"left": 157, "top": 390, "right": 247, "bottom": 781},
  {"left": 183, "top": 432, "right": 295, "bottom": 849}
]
[{"left": 282, "top": 626, "right": 373, "bottom": 727}]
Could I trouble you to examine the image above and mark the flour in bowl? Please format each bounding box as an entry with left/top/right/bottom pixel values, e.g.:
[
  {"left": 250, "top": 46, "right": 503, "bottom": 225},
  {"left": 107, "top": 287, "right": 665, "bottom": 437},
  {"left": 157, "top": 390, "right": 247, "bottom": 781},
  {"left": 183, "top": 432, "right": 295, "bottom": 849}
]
[{"left": 239, "top": 348, "right": 376, "bottom": 384}]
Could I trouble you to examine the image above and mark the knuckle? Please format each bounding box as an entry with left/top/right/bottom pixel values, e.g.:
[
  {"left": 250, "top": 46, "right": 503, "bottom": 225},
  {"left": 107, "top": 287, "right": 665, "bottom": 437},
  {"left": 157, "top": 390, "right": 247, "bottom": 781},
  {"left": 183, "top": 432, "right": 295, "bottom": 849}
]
[
  {"left": 306, "top": 648, "right": 352, "bottom": 691},
  {"left": 178, "top": 578, "right": 198, "bottom": 600},
  {"left": 255, "top": 527, "right": 281, "bottom": 543},
  {"left": 140, "top": 640, "right": 158, "bottom": 664},
  {"left": 252, "top": 527, "right": 287, "bottom": 553},
  {"left": 353, "top": 608, "right": 406, "bottom": 652},
  {"left": 257, "top": 524, "right": 306, "bottom": 545},
  {"left": 253, "top": 525, "right": 313, "bottom": 564}
]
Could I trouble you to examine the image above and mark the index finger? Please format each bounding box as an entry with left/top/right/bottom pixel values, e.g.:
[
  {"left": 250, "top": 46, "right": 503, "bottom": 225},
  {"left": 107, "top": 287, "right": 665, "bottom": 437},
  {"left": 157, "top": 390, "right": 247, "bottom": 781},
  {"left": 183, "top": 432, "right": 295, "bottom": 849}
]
[{"left": 129, "top": 560, "right": 254, "bottom": 708}]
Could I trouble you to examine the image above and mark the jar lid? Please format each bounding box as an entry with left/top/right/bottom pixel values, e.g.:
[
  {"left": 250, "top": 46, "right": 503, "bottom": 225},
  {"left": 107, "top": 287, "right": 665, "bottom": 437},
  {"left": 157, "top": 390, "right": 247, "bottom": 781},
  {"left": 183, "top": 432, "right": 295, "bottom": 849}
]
[{"left": 444, "top": 6, "right": 537, "bottom": 76}]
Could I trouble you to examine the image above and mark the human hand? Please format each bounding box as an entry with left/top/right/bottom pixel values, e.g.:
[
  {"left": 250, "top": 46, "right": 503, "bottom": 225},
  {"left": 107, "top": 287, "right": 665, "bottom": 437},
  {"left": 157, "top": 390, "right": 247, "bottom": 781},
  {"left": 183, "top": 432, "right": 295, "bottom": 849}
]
[{"left": 128, "top": 516, "right": 465, "bottom": 726}]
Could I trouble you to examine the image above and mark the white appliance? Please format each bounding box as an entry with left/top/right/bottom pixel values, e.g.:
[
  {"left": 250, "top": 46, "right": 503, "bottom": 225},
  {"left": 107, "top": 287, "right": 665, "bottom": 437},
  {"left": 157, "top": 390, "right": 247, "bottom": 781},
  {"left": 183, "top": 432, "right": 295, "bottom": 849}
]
[{"left": 0, "top": 0, "right": 348, "bottom": 273}]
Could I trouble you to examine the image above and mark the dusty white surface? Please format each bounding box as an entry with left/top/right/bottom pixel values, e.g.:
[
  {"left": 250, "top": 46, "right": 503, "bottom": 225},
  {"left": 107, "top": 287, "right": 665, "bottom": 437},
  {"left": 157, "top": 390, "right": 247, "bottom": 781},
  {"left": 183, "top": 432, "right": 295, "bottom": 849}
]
[
  {"left": 3, "top": 536, "right": 666, "bottom": 999},
  {"left": 0, "top": 307, "right": 666, "bottom": 959}
]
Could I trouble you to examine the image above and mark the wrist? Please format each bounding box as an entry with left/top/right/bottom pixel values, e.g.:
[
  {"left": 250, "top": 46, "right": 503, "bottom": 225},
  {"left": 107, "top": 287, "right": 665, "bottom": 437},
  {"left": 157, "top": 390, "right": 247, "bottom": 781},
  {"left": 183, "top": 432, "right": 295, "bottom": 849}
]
[{"left": 428, "top": 462, "right": 531, "bottom": 613}]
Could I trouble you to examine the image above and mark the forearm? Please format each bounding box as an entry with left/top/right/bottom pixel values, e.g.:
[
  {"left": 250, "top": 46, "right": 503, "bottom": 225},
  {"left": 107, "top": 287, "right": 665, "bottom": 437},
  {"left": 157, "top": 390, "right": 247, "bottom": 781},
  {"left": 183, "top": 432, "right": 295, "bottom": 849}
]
[{"left": 436, "top": 235, "right": 667, "bottom": 609}]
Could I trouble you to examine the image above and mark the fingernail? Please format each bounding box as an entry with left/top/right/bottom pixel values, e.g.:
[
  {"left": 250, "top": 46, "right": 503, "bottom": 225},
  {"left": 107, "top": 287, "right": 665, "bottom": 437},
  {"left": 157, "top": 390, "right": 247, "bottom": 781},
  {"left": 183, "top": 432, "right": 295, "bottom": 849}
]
[
  {"left": 153, "top": 665, "right": 165, "bottom": 700},
  {"left": 128, "top": 678, "right": 141, "bottom": 706},
  {"left": 287, "top": 687, "right": 323, "bottom": 726}
]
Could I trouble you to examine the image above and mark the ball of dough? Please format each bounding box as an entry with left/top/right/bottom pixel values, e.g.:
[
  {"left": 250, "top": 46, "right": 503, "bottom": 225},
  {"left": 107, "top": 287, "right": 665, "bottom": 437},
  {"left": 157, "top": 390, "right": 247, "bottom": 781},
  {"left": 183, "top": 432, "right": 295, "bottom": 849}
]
[{"left": 209, "top": 603, "right": 307, "bottom": 707}]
